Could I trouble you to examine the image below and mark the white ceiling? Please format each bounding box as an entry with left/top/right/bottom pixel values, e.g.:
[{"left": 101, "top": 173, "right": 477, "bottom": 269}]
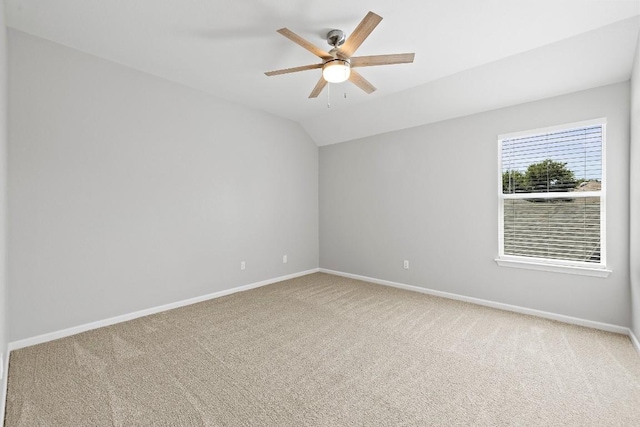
[{"left": 5, "top": 0, "right": 640, "bottom": 145}]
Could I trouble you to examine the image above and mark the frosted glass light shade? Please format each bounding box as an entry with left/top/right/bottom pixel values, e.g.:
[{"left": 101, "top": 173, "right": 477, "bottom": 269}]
[{"left": 322, "top": 60, "right": 351, "bottom": 83}]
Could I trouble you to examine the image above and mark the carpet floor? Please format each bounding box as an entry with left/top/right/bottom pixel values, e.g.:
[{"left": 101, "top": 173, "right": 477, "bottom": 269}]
[{"left": 4, "top": 272, "right": 640, "bottom": 426}]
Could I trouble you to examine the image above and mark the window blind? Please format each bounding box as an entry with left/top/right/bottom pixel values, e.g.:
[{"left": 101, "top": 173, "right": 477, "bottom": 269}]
[{"left": 499, "top": 122, "right": 604, "bottom": 265}]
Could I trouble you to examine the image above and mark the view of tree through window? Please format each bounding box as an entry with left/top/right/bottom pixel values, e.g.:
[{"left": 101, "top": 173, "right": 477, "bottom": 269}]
[{"left": 499, "top": 123, "right": 604, "bottom": 265}]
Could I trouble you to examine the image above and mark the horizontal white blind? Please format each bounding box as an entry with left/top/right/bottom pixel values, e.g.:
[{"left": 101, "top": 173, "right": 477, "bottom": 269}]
[
  {"left": 502, "top": 126, "right": 602, "bottom": 194},
  {"left": 499, "top": 123, "right": 603, "bottom": 265},
  {"left": 503, "top": 198, "right": 600, "bottom": 262}
]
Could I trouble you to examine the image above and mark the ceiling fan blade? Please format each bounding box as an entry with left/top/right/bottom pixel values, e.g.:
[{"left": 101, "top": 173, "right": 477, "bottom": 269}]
[
  {"left": 349, "top": 70, "right": 376, "bottom": 94},
  {"left": 277, "top": 28, "right": 332, "bottom": 59},
  {"left": 340, "top": 11, "right": 383, "bottom": 57},
  {"left": 308, "top": 77, "right": 328, "bottom": 98},
  {"left": 351, "top": 53, "right": 415, "bottom": 68},
  {"left": 265, "top": 63, "right": 322, "bottom": 76}
]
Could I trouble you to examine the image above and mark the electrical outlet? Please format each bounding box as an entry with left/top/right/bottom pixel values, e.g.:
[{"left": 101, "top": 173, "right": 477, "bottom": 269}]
[
  {"left": 240, "top": 261, "right": 246, "bottom": 271},
  {"left": 283, "top": 255, "right": 288, "bottom": 263},
  {"left": 403, "top": 260, "right": 409, "bottom": 270}
]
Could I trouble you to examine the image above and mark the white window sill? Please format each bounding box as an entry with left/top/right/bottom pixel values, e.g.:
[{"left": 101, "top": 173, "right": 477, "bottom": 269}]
[{"left": 495, "top": 258, "right": 612, "bottom": 278}]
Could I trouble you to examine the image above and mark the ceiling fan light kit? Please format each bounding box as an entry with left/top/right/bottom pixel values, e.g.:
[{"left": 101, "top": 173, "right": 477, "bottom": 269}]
[
  {"left": 265, "top": 11, "right": 415, "bottom": 98},
  {"left": 322, "top": 58, "right": 351, "bottom": 83}
]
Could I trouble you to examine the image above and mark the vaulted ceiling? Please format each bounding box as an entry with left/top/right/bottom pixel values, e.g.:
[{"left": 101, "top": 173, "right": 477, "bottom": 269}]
[{"left": 5, "top": 0, "right": 640, "bottom": 145}]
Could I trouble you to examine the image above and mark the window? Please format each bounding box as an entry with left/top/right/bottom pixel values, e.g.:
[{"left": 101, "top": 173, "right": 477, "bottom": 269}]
[{"left": 496, "top": 119, "right": 610, "bottom": 277}]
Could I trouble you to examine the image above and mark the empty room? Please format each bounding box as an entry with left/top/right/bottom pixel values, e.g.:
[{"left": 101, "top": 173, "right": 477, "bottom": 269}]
[{"left": 1, "top": 0, "right": 640, "bottom": 426}]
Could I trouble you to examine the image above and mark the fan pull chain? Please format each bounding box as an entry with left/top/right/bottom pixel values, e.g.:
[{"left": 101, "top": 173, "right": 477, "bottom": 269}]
[{"left": 327, "top": 83, "right": 331, "bottom": 108}]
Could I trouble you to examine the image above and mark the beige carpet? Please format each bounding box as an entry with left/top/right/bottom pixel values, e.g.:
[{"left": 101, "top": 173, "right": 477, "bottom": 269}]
[{"left": 5, "top": 273, "right": 640, "bottom": 426}]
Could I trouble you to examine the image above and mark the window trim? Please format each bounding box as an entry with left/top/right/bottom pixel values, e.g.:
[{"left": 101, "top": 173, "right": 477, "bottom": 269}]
[{"left": 495, "top": 118, "right": 610, "bottom": 278}]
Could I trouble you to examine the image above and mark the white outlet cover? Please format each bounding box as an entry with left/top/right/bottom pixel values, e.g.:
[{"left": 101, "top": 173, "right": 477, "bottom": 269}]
[
  {"left": 240, "top": 261, "right": 246, "bottom": 271},
  {"left": 283, "top": 255, "right": 288, "bottom": 263}
]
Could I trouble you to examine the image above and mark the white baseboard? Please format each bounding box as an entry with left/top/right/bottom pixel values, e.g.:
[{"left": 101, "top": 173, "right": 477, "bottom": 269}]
[
  {"left": 319, "top": 268, "right": 630, "bottom": 335},
  {"left": 7, "top": 267, "right": 638, "bottom": 358},
  {"left": 629, "top": 329, "right": 640, "bottom": 355},
  {"left": 1, "top": 348, "right": 8, "bottom": 427},
  {"left": 8, "top": 268, "right": 320, "bottom": 352}
]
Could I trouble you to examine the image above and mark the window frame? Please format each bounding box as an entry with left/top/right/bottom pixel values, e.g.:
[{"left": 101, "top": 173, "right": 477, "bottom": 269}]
[{"left": 495, "top": 118, "right": 611, "bottom": 277}]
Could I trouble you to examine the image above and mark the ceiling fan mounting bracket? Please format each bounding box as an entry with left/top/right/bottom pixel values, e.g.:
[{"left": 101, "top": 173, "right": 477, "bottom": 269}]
[{"left": 326, "top": 29, "right": 346, "bottom": 48}]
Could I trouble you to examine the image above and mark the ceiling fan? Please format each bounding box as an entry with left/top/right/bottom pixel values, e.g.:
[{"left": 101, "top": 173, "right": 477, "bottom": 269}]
[{"left": 265, "top": 11, "right": 415, "bottom": 98}]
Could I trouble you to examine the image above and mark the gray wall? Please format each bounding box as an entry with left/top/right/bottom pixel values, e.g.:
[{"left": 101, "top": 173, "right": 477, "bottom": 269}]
[
  {"left": 0, "top": 0, "right": 7, "bottom": 409},
  {"left": 631, "top": 34, "right": 640, "bottom": 337},
  {"left": 320, "top": 82, "right": 631, "bottom": 327},
  {"left": 8, "top": 31, "right": 319, "bottom": 342}
]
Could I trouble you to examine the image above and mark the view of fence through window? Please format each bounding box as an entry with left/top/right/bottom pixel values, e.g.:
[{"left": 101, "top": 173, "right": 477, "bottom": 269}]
[{"left": 500, "top": 124, "right": 603, "bottom": 264}]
